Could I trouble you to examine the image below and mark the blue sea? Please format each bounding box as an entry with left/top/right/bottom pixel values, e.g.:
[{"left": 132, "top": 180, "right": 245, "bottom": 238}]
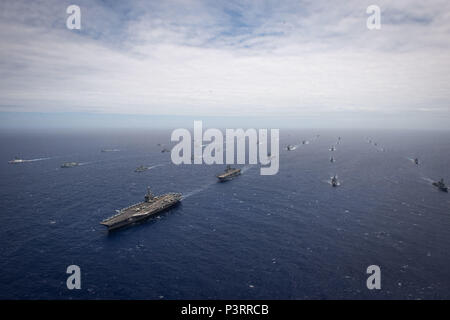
[{"left": 0, "top": 129, "right": 449, "bottom": 299}]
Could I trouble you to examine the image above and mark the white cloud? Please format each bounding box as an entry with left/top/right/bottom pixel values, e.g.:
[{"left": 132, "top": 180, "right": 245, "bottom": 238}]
[{"left": 0, "top": 0, "right": 449, "bottom": 127}]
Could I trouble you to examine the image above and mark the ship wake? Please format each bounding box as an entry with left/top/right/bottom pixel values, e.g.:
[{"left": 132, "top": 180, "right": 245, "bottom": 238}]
[
  {"left": 421, "top": 177, "right": 435, "bottom": 184},
  {"left": 240, "top": 165, "right": 255, "bottom": 174},
  {"left": 147, "top": 164, "right": 165, "bottom": 170},
  {"left": 21, "top": 157, "right": 51, "bottom": 162},
  {"left": 182, "top": 181, "right": 216, "bottom": 200}
]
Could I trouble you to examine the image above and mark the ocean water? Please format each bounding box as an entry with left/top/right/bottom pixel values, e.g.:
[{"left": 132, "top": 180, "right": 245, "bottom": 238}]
[{"left": 0, "top": 129, "right": 449, "bottom": 300}]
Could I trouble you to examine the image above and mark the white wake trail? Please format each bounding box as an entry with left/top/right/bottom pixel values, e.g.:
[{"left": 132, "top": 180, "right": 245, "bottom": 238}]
[
  {"left": 24, "top": 157, "right": 51, "bottom": 162},
  {"left": 421, "top": 177, "right": 435, "bottom": 184},
  {"left": 147, "top": 164, "right": 165, "bottom": 170},
  {"left": 240, "top": 165, "right": 255, "bottom": 174},
  {"left": 181, "top": 181, "right": 216, "bottom": 200}
]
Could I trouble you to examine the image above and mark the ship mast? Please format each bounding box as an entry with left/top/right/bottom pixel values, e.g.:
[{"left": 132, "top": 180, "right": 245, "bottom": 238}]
[{"left": 144, "top": 187, "right": 154, "bottom": 202}]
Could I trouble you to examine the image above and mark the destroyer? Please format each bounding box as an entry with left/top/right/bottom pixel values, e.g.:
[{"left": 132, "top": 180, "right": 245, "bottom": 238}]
[
  {"left": 286, "top": 145, "right": 296, "bottom": 151},
  {"left": 101, "top": 187, "right": 182, "bottom": 230},
  {"left": 217, "top": 165, "right": 241, "bottom": 182},
  {"left": 8, "top": 157, "right": 25, "bottom": 164},
  {"left": 135, "top": 165, "right": 149, "bottom": 173},
  {"left": 432, "top": 178, "right": 448, "bottom": 192},
  {"left": 331, "top": 175, "right": 339, "bottom": 187}
]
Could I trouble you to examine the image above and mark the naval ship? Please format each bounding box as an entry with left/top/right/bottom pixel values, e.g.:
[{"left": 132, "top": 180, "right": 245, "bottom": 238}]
[
  {"left": 331, "top": 175, "right": 339, "bottom": 187},
  {"left": 61, "top": 162, "right": 79, "bottom": 168},
  {"left": 135, "top": 165, "right": 149, "bottom": 173},
  {"left": 100, "top": 187, "right": 182, "bottom": 230},
  {"left": 286, "top": 145, "right": 296, "bottom": 151},
  {"left": 432, "top": 179, "right": 448, "bottom": 192},
  {"left": 8, "top": 157, "right": 26, "bottom": 164},
  {"left": 217, "top": 165, "right": 241, "bottom": 182}
]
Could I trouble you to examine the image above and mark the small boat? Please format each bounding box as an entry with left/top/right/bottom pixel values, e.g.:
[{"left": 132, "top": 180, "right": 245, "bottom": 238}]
[
  {"left": 330, "top": 157, "right": 336, "bottom": 163},
  {"left": 414, "top": 158, "right": 419, "bottom": 165}
]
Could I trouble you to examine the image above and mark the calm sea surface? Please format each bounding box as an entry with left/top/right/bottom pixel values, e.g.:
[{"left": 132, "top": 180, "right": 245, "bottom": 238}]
[{"left": 0, "top": 129, "right": 449, "bottom": 299}]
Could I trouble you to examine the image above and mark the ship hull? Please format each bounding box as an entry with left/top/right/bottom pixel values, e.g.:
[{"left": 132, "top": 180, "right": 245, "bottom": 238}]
[
  {"left": 217, "top": 169, "right": 241, "bottom": 182},
  {"left": 101, "top": 192, "right": 182, "bottom": 231},
  {"left": 104, "top": 200, "right": 181, "bottom": 231},
  {"left": 217, "top": 172, "right": 241, "bottom": 182},
  {"left": 432, "top": 183, "right": 448, "bottom": 192}
]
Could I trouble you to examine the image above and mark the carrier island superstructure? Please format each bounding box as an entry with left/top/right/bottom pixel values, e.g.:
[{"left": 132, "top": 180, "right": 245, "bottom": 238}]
[{"left": 100, "top": 187, "right": 182, "bottom": 230}]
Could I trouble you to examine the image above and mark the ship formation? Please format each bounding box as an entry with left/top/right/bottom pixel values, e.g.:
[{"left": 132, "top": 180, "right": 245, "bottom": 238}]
[{"left": 8, "top": 134, "right": 449, "bottom": 233}]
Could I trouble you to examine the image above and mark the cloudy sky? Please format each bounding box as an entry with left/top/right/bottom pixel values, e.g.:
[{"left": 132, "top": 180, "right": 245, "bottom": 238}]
[{"left": 1, "top": 0, "right": 450, "bottom": 129}]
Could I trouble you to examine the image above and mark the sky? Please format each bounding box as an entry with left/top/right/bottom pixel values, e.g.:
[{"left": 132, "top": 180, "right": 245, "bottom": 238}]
[{"left": 0, "top": 0, "right": 449, "bottom": 129}]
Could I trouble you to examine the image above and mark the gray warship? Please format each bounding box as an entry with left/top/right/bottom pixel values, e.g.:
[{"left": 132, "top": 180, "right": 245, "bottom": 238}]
[
  {"left": 135, "top": 165, "right": 149, "bottom": 173},
  {"left": 8, "top": 157, "right": 25, "bottom": 164},
  {"left": 432, "top": 179, "right": 448, "bottom": 192},
  {"left": 286, "top": 145, "right": 296, "bottom": 151},
  {"left": 217, "top": 165, "right": 241, "bottom": 182},
  {"left": 100, "top": 187, "right": 182, "bottom": 230},
  {"left": 331, "top": 175, "right": 339, "bottom": 187},
  {"left": 61, "top": 162, "right": 79, "bottom": 168}
]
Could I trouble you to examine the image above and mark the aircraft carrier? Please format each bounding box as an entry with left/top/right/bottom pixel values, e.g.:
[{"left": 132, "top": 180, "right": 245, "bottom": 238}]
[{"left": 100, "top": 187, "right": 182, "bottom": 230}]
